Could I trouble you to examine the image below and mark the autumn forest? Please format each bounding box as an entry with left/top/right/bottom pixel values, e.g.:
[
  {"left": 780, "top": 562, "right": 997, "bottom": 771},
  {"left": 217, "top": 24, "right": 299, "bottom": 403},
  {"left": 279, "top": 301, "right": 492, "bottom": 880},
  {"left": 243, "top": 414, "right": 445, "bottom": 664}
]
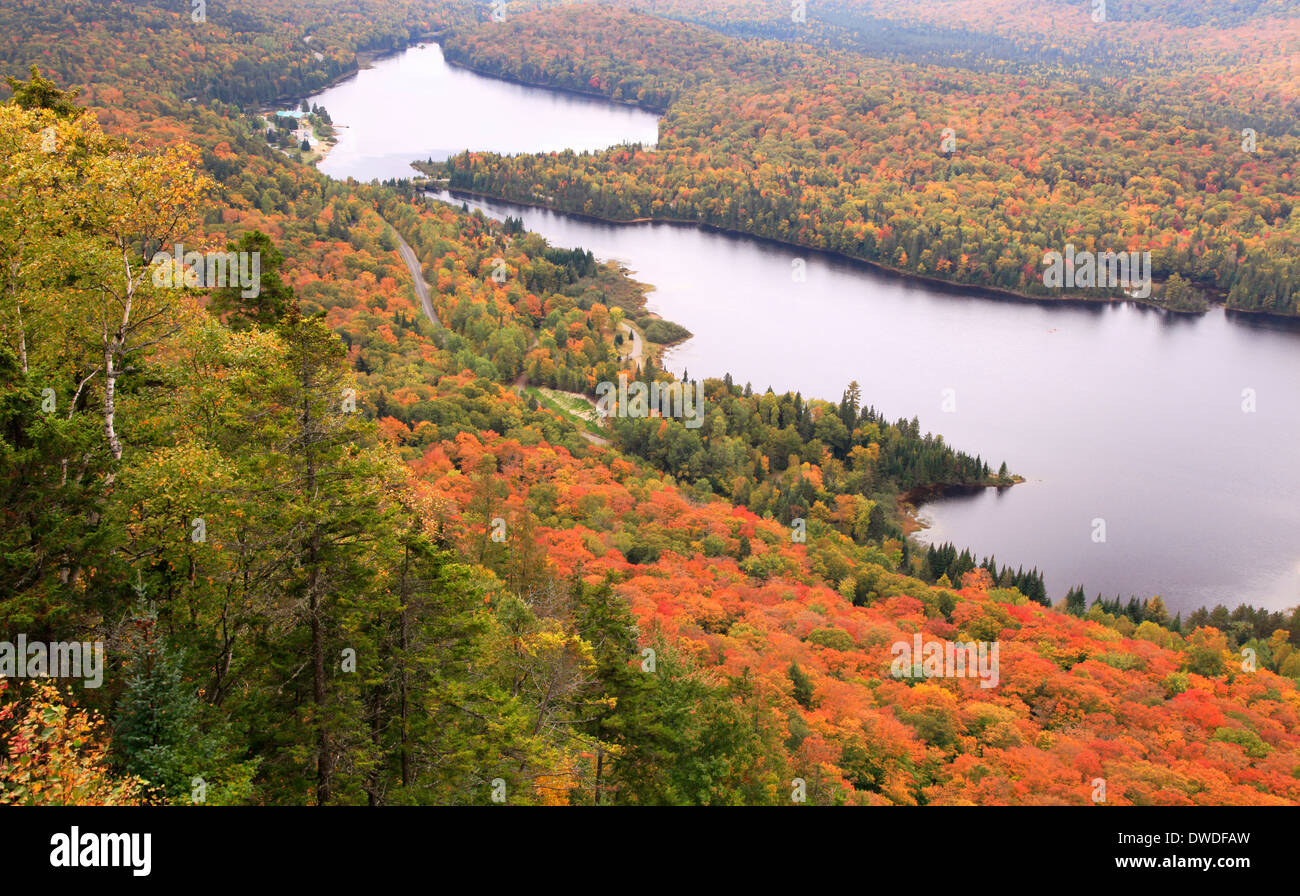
[{"left": 1, "top": 0, "right": 1299, "bottom": 822}]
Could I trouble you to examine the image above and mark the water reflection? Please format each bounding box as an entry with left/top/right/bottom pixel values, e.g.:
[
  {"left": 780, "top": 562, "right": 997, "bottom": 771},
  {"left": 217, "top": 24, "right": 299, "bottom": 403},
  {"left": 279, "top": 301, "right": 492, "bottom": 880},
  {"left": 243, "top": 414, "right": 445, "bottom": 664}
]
[{"left": 310, "top": 48, "right": 1300, "bottom": 616}]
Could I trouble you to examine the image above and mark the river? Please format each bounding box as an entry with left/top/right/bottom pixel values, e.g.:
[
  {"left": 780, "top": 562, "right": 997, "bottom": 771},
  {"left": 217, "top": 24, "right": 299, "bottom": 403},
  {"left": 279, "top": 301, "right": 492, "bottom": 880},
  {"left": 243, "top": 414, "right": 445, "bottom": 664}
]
[{"left": 308, "top": 43, "right": 1300, "bottom": 617}]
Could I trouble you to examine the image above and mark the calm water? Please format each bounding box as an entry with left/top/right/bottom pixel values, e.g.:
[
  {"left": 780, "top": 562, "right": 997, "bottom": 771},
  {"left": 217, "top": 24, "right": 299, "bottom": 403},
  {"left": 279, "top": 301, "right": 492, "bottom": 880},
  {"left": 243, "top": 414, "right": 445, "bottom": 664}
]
[
  {"left": 310, "top": 46, "right": 1300, "bottom": 616},
  {"left": 311, "top": 43, "right": 660, "bottom": 182}
]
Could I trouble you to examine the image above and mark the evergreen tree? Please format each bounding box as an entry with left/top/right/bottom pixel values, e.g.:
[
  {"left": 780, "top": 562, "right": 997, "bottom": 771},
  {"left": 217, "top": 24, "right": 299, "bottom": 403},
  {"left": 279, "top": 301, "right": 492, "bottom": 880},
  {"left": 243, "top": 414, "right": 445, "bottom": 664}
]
[
  {"left": 207, "top": 230, "right": 295, "bottom": 330},
  {"left": 113, "top": 602, "right": 256, "bottom": 804},
  {"left": 788, "top": 661, "right": 815, "bottom": 709}
]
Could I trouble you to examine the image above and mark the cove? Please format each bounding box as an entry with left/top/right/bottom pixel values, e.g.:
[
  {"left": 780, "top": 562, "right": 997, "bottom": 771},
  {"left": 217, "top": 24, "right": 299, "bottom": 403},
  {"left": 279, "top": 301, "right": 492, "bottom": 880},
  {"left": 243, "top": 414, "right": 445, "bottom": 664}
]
[
  {"left": 310, "top": 42, "right": 660, "bottom": 182},
  {"left": 308, "top": 44, "right": 1300, "bottom": 616}
]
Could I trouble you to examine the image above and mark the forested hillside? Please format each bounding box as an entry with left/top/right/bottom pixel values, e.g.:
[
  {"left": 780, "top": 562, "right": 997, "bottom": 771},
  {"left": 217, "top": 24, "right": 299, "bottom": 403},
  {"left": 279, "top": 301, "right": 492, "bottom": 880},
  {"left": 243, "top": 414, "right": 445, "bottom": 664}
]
[
  {"left": 442, "top": 5, "right": 1300, "bottom": 315},
  {"left": 631, "top": 0, "right": 1300, "bottom": 126},
  {"left": 0, "top": 0, "right": 480, "bottom": 105},
  {"left": 1, "top": 0, "right": 1299, "bottom": 807}
]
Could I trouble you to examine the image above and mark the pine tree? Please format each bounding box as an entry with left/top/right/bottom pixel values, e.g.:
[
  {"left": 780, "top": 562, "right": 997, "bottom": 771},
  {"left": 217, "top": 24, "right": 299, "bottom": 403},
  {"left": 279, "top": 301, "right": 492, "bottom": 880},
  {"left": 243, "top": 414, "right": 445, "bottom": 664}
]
[
  {"left": 788, "top": 662, "right": 815, "bottom": 709},
  {"left": 113, "top": 602, "right": 256, "bottom": 804},
  {"left": 207, "top": 230, "right": 295, "bottom": 330}
]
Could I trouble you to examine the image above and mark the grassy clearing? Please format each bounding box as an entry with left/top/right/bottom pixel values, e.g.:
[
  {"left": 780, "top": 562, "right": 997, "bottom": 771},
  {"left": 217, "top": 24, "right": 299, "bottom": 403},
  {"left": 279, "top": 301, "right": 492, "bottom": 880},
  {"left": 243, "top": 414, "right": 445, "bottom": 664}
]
[{"left": 527, "top": 386, "right": 603, "bottom": 431}]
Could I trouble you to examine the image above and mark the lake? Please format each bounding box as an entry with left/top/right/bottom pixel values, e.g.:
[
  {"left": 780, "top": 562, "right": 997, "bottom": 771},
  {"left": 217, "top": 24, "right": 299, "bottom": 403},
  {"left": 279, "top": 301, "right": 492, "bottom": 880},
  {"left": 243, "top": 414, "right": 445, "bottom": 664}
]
[
  {"left": 309, "top": 44, "right": 1300, "bottom": 617},
  {"left": 311, "top": 42, "right": 660, "bottom": 182}
]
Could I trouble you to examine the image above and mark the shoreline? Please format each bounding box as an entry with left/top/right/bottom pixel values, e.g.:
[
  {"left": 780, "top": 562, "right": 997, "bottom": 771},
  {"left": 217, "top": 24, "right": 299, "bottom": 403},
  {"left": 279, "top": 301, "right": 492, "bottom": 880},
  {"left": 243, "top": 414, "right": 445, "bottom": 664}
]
[
  {"left": 292, "top": 39, "right": 1300, "bottom": 616},
  {"left": 271, "top": 33, "right": 1298, "bottom": 618},
  {"left": 901, "top": 479, "right": 1022, "bottom": 506},
  {"left": 436, "top": 186, "right": 1299, "bottom": 322},
  {"left": 423, "top": 48, "right": 1299, "bottom": 322},
  {"left": 438, "top": 49, "right": 672, "bottom": 115},
  {"left": 294, "top": 37, "right": 1297, "bottom": 325},
  {"left": 897, "top": 479, "right": 1022, "bottom": 541},
  {"left": 262, "top": 32, "right": 445, "bottom": 114}
]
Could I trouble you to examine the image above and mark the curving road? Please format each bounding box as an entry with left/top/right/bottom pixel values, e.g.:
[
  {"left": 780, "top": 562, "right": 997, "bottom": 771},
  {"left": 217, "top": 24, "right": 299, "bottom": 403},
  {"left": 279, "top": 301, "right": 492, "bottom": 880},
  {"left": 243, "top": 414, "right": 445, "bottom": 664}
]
[
  {"left": 390, "top": 223, "right": 610, "bottom": 448},
  {"left": 619, "top": 321, "right": 643, "bottom": 368},
  {"left": 392, "top": 226, "right": 440, "bottom": 328}
]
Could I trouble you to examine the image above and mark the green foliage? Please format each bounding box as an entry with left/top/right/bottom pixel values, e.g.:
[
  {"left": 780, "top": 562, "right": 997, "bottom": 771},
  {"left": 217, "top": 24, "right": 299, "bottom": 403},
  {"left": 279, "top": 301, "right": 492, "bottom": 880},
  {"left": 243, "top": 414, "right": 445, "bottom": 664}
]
[
  {"left": 444, "top": 5, "right": 1300, "bottom": 316},
  {"left": 113, "top": 607, "right": 257, "bottom": 805},
  {"left": 207, "top": 230, "right": 294, "bottom": 330},
  {"left": 788, "top": 661, "right": 815, "bottom": 709},
  {"left": 1212, "top": 726, "right": 1271, "bottom": 759},
  {"left": 5, "top": 3, "right": 1300, "bottom": 810},
  {"left": 1163, "top": 671, "right": 1191, "bottom": 698},
  {"left": 612, "top": 378, "right": 1007, "bottom": 549},
  {"left": 806, "top": 627, "right": 855, "bottom": 652},
  {"left": 4, "top": 65, "right": 79, "bottom": 116}
]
